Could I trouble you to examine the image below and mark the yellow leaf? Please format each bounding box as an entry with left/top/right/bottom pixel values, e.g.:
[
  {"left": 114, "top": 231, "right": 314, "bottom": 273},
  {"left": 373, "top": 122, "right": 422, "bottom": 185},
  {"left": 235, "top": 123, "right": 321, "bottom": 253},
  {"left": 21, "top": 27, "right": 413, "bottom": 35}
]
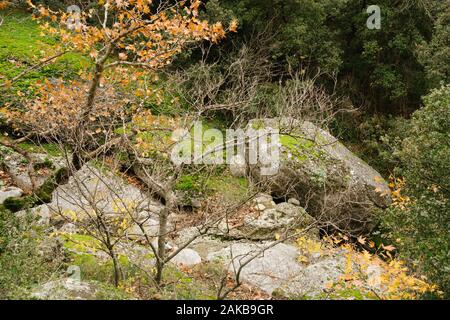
[{"left": 357, "top": 235, "right": 366, "bottom": 245}]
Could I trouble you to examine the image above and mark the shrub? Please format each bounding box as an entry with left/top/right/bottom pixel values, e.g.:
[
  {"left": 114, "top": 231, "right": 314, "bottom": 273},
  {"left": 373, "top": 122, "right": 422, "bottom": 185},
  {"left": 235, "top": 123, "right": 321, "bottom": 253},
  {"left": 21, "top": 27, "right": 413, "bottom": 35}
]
[
  {"left": 0, "top": 208, "right": 63, "bottom": 298},
  {"left": 381, "top": 84, "right": 450, "bottom": 297}
]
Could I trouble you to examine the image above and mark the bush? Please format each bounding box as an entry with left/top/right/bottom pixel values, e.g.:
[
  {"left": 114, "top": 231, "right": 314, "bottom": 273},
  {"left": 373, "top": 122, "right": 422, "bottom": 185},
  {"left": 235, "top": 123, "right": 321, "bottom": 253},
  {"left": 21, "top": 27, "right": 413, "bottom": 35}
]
[
  {"left": 331, "top": 113, "right": 411, "bottom": 176},
  {"left": 0, "top": 208, "right": 63, "bottom": 299},
  {"left": 381, "top": 84, "right": 450, "bottom": 297}
]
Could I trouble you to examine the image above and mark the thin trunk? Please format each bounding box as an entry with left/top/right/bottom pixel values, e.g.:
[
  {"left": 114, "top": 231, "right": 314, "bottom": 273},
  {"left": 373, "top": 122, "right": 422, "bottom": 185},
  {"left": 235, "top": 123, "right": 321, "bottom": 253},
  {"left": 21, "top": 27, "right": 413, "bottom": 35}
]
[
  {"left": 155, "top": 206, "right": 169, "bottom": 284},
  {"left": 109, "top": 247, "right": 122, "bottom": 287},
  {"left": 155, "top": 190, "right": 176, "bottom": 284}
]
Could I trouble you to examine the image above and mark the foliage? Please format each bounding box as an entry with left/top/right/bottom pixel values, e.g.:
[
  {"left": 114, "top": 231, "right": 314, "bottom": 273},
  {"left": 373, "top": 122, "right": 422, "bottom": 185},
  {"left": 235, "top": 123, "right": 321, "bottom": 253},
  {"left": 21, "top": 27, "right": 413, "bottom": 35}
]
[
  {"left": 416, "top": 1, "right": 450, "bottom": 89},
  {"left": 202, "top": 0, "right": 447, "bottom": 114},
  {"left": 0, "top": 208, "right": 64, "bottom": 298},
  {"left": 0, "top": 10, "right": 89, "bottom": 106},
  {"left": 331, "top": 113, "right": 411, "bottom": 176},
  {"left": 380, "top": 85, "right": 450, "bottom": 297},
  {"left": 296, "top": 235, "right": 441, "bottom": 300}
]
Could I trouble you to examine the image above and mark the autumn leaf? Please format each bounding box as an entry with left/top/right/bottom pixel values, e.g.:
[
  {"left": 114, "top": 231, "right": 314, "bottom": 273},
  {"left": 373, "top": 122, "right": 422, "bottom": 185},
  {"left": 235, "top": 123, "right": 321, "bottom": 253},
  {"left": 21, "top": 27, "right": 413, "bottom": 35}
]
[
  {"left": 382, "top": 244, "right": 396, "bottom": 252},
  {"left": 229, "top": 19, "right": 238, "bottom": 33},
  {"left": 357, "top": 235, "right": 366, "bottom": 245}
]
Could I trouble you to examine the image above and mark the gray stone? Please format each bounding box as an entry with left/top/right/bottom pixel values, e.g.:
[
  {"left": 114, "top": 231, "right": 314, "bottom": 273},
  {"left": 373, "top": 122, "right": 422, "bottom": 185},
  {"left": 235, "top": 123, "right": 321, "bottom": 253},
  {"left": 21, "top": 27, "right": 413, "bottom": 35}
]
[
  {"left": 171, "top": 248, "right": 202, "bottom": 266},
  {"left": 247, "top": 118, "right": 391, "bottom": 233},
  {"left": 0, "top": 186, "right": 23, "bottom": 204},
  {"left": 288, "top": 198, "right": 300, "bottom": 206},
  {"left": 255, "top": 203, "right": 266, "bottom": 211},
  {"left": 126, "top": 218, "right": 159, "bottom": 240},
  {"left": 44, "top": 164, "right": 164, "bottom": 226},
  {"left": 16, "top": 204, "right": 51, "bottom": 226},
  {"left": 207, "top": 242, "right": 304, "bottom": 294},
  {"left": 206, "top": 240, "right": 354, "bottom": 298},
  {"left": 229, "top": 154, "right": 247, "bottom": 177},
  {"left": 31, "top": 279, "right": 100, "bottom": 300},
  {"left": 60, "top": 223, "right": 78, "bottom": 234},
  {"left": 274, "top": 255, "right": 347, "bottom": 298},
  {"left": 216, "top": 201, "right": 318, "bottom": 240},
  {"left": 0, "top": 149, "right": 65, "bottom": 192}
]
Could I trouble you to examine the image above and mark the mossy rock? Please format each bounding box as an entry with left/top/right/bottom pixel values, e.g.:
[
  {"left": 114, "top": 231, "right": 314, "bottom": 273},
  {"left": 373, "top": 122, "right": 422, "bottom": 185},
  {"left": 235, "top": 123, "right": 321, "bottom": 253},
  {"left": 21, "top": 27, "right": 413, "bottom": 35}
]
[
  {"left": 247, "top": 118, "right": 391, "bottom": 234},
  {"left": 3, "top": 195, "right": 36, "bottom": 212}
]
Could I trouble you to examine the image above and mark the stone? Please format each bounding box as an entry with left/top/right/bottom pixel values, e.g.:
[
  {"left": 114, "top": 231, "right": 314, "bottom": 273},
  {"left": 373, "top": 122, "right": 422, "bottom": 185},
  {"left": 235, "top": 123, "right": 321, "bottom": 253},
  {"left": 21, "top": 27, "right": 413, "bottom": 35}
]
[
  {"left": 0, "top": 148, "right": 65, "bottom": 192},
  {"left": 274, "top": 255, "right": 347, "bottom": 298},
  {"left": 0, "top": 186, "right": 23, "bottom": 204},
  {"left": 40, "top": 164, "right": 164, "bottom": 227},
  {"left": 126, "top": 218, "right": 159, "bottom": 240},
  {"left": 215, "top": 201, "right": 318, "bottom": 240},
  {"left": 170, "top": 248, "right": 202, "bottom": 266},
  {"left": 16, "top": 204, "right": 51, "bottom": 226},
  {"left": 60, "top": 223, "right": 78, "bottom": 234},
  {"left": 247, "top": 118, "right": 391, "bottom": 233},
  {"left": 255, "top": 203, "right": 266, "bottom": 211},
  {"left": 229, "top": 154, "right": 247, "bottom": 177},
  {"left": 207, "top": 242, "right": 304, "bottom": 294},
  {"left": 288, "top": 198, "right": 300, "bottom": 206},
  {"left": 31, "top": 279, "right": 100, "bottom": 300},
  {"left": 206, "top": 240, "right": 353, "bottom": 298}
]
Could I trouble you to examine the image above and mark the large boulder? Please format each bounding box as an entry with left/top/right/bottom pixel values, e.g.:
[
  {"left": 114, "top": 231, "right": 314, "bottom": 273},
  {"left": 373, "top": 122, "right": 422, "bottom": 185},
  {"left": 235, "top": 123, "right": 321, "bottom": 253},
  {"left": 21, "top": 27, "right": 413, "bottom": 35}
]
[
  {"left": 204, "top": 194, "right": 319, "bottom": 241},
  {"left": 16, "top": 164, "right": 164, "bottom": 233},
  {"left": 207, "top": 241, "right": 351, "bottom": 297},
  {"left": 247, "top": 118, "right": 391, "bottom": 233},
  {"left": 49, "top": 164, "right": 162, "bottom": 220},
  {"left": 206, "top": 239, "right": 383, "bottom": 299}
]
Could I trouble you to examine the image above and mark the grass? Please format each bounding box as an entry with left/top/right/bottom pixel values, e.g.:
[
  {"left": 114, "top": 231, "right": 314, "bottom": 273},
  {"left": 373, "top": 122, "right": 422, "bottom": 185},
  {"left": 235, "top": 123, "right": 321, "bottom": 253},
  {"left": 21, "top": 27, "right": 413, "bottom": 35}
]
[
  {"left": 17, "top": 141, "right": 62, "bottom": 156},
  {"left": 0, "top": 10, "right": 90, "bottom": 103}
]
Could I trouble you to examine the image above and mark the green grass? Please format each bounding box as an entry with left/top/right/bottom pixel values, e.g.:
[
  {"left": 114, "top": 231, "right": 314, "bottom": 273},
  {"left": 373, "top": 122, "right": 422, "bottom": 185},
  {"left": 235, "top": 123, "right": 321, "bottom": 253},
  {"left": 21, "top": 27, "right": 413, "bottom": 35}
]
[
  {"left": 17, "top": 141, "right": 62, "bottom": 156},
  {"left": 0, "top": 10, "right": 90, "bottom": 102}
]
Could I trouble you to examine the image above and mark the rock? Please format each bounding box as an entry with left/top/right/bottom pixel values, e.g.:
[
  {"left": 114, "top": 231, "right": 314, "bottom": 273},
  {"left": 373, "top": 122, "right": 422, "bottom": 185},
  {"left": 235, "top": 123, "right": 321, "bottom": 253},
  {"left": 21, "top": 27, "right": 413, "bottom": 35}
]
[
  {"left": 38, "top": 236, "right": 65, "bottom": 263},
  {"left": 31, "top": 279, "right": 100, "bottom": 300},
  {"left": 274, "top": 255, "right": 347, "bottom": 298},
  {"left": 191, "top": 199, "right": 202, "bottom": 209},
  {"left": 207, "top": 242, "right": 304, "bottom": 294},
  {"left": 229, "top": 154, "right": 247, "bottom": 177},
  {"left": 126, "top": 218, "right": 159, "bottom": 240},
  {"left": 60, "top": 223, "right": 78, "bottom": 234},
  {"left": 253, "top": 193, "right": 273, "bottom": 204},
  {"left": 214, "top": 201, "right": 319, "bottom": 240},
  {"left": 253, "top": 193, "right": 276, "bottom": 210},
  {"left": 207, "top": 240, "right": 353, "bottom": 298},
  {"left": 174, "top": 227, "right": 229, "bottom": 260},
  {"left": 170, "top": 248, "right": 202, "bottom": 266},
  {"left": 16, "top": 204, "right": 51, "bottom": 226},
  {"left": 0, "top": 186, "right": 23, "bottom": 204},
  {"left": 255, "top": 203, "right": 266, "bottom": 211},
  {"left": 44, "top": 164, "right": 164, "bottom": 226},
  {"left": 247, "top": 118, "right": 391, "bottom": 233},
  {"left": 0, "top": 148, "right": 65, "bottom": 192},
  {"left": 288, "top": 198, "right": 300, "bottom": 206}
]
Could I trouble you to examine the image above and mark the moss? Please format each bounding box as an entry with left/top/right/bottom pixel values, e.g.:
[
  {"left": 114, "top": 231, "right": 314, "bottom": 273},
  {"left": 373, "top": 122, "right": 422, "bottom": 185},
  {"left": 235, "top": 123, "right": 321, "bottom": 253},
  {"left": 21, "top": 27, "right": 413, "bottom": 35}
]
[
  {"left": 94, "top": 281, "right": 134, "bottom": 300},
  {"left": 62, "top": 233, "right": 101, "bottom": 252},
  {"left": 315, "top": 286, "right": 373, "bottom": 300},
  {"left": 35, "top": 167, "right": 69, "bottom": 203},
  {"left": 280, "top": 134, "right": 326, "bottom": 163},
  {"left": 3, "top": 195, "right": 36, "bottom": 212},
  {"left": 175, "top": 174, "right": 200, "bottom": 192},
  {"left": 17, "top": 142, "right": 62, "bottom": 157},
  {"left": 33, "top": 158, "right": 55, "bottom": 171},
  {"left": 251, "top": 119, "right": 266, "bottom": 130},
  {"left": 0, "top": 10, "right": 90, "bottom": 107},
  {"left": 206, "top": 174, "right": 249, "bottom": 202}
]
